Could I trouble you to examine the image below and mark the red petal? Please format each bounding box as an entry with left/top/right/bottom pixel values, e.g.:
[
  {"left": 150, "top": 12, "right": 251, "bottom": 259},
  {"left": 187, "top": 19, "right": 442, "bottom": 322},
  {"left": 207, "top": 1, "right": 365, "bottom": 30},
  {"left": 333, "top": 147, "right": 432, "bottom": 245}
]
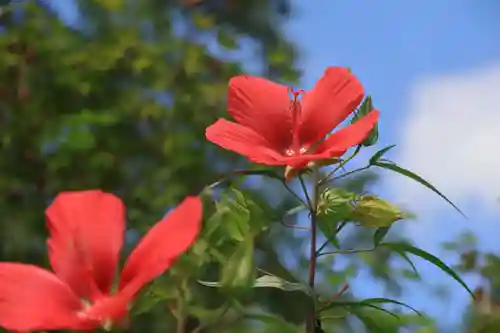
[
  {"left": 206, "top": 118, "right": 286, "bottom": 165},
  {"left": 228, "top": 75, "right": 292, "bottom": 150},
  {"left": 300, "top": 67, "right": 365, "bottom": 146},
  {"left": 79, "top": 294, "right": 130, "bottom": 327},
  {"left": 314, "top": 110, "right": 380, "bottom": 156},
  {"left": 118, "top": 196, "right": 202, "bottom": 294},
  {"left": 0, "top": 263, "right": 89, "bottom": 331},
  {"left": 46, "top": 190, "right": 125, "bottom": 300}
]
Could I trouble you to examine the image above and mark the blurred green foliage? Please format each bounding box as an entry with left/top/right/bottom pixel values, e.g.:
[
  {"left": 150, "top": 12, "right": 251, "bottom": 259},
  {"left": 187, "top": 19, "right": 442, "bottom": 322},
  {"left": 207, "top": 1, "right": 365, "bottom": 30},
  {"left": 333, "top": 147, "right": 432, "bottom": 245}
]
[{"left": 0, "top": 0, "right": 299, "bottom": 331}]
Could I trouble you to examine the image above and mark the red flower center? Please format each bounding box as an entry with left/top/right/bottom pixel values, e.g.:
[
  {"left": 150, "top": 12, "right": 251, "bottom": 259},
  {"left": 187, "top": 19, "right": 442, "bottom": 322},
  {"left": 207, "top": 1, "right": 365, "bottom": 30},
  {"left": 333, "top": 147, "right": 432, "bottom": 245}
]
[
  {"left": 285, "top": 87, "right": 307, "bottom": 157},
  {"left": 77, "top": 296, "right": 129, "bottom": 330}
]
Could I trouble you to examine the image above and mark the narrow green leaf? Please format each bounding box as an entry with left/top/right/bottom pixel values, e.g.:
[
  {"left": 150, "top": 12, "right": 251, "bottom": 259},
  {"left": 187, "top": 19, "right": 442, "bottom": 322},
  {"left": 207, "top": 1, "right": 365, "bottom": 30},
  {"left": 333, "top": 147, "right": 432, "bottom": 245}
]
[
  {"left": 369, "top": 145, "right": 396, "bottom": 165},
  {"left": 325, "top": 300, "right": 399, "bottom": 319},
  {"left": 391, "top": 249, "right": 419, "bottom": 276},
  {"left": 253, "top": 275, "right": 312, "bottom": 294},
  {"left": 197, "top": 280, "right": 222, "bottom": 288},
  {"left": 243, "top": 314, "right": 298, "bottom": 333},
  {"left": 373, "top": 161, "right": 466, "bottom": 218},
  {"left": 283, "top": 205, "right": 308, "bottom": 217},
  {"left": 373, "top": 227, "right": 390, "bottom": 247},
  {"left": 351, "top": 310, "right": 383, "bottom": 332},
  {"left": 349, "top": 307, "right": 403, "bottom": 333},
  {"left": 381, "top": 242, "right": 474, "bottom": 298},
  {"left": 359, "top": 298, "right": 423, "bottom": 317},
  {"left": 199, "top": 274, "right": 312, "bottom": 295}
]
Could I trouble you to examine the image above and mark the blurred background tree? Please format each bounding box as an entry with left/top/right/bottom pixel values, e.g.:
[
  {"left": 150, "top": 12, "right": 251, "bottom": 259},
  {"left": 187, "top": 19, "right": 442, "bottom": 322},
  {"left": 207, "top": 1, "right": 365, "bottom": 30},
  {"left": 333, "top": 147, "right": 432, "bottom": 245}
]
[
  {"left": 0, "top": 0, "right": 299, "bottom": 265},
  {"left": 0, "top": 0, "right": 299, "bottom": 331},
  {"left": 0, "top": 1, "right": 485, "bottom": 333}
]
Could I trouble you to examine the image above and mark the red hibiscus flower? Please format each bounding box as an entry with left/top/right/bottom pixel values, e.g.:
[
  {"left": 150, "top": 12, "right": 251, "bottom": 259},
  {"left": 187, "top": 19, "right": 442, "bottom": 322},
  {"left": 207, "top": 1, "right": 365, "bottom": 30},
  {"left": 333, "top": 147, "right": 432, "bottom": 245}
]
[
  {"left": 206, "top": 66, "right": 379, "bottom": 169},
  {"left": 0, "top": 190, "right": 202, "bottom": 332}
]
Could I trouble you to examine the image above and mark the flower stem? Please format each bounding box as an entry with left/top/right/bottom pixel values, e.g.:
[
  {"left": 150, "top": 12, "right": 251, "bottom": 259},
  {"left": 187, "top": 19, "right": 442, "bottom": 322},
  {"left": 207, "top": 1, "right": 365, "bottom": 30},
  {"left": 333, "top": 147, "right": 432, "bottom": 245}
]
[
  {"left": 305, "top": 167, "right": 320, "bottom": 333},
  {"left": 176, "top": 280, "right": 188, "bottom": 333}
]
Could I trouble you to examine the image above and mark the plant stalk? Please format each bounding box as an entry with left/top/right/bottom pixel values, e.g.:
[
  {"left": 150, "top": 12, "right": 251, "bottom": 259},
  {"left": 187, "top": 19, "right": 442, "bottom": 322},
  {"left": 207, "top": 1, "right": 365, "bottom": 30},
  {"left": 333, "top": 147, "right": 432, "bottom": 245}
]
[
  {"left": 176, "top": 281, "right": 188, "bottom": 333},
  {"left": 306, "top": 167, "right": 320, "bottom": 333}
]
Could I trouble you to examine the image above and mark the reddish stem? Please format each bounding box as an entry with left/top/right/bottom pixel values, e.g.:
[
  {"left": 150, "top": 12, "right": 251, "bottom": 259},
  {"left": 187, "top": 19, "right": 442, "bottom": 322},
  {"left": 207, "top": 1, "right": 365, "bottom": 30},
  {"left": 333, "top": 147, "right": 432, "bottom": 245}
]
[{"left": 305, "top": 168, "right": 320, "bottom": 333}]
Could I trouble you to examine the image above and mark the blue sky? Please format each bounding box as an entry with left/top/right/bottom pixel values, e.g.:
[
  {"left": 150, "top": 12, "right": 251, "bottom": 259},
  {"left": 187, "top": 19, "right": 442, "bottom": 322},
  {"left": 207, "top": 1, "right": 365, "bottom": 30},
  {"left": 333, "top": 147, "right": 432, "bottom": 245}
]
[
  {"left": 50, "top": 1, "right": 500, "bottom": 331},
  {"left": 283, "top": 1, "right": 500, "bottom": 331}
]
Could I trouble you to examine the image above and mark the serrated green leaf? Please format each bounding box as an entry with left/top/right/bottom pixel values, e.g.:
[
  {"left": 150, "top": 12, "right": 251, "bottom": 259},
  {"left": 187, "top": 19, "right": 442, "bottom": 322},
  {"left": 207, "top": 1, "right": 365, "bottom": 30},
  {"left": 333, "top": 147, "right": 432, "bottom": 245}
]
[
  {"left": 372, "top": 160, "right": 466, "bottom": 218},
  {"left": 381, "top": 242, "right": 474, "bottom": 298},
  {"left": 221, "top": 236, "right": 255, "bottom": 289},
  {"left": 217, "top": 198, "right": 249, "bottom": 242},
  {"left": 233, "top": 188, "right": 274, "bottom": 234}
]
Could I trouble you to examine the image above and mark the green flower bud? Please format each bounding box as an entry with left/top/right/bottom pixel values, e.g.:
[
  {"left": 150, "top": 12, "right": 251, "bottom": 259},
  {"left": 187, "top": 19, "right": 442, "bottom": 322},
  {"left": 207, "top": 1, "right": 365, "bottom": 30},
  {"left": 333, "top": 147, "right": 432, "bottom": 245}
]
[
  {"left": 317, "top": 188, "right": 356, "bottom": 216},
  {"left": 351, "top": 195, "right": 403, "bottom": 228}
]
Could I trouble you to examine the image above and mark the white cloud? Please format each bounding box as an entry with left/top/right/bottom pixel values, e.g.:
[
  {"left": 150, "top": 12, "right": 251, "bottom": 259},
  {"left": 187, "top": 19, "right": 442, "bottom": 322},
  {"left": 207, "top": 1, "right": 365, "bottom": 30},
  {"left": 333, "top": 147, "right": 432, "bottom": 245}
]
[
  {"left": 375, "top": 65, "right": 500, "bottom": 322},
  {"left": 385, "top": 64, "right": 500, "bottom": 218}
]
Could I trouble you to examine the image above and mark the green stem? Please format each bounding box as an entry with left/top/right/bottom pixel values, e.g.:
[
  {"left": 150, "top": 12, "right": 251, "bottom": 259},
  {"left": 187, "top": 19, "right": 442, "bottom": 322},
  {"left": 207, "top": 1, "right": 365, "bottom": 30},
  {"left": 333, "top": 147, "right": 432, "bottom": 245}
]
[
  {"left": 176, "top": 280, "right": 188, "bottom": 333},
  {"left": 323, "top": 165, "right": 371, "bottom": 185},
  {"left": 298, "top": 175, "right": 312, "bottom": 208},
  {"left": 305, "top": 167, "right": 320, "bottom": 333},
  {"left": 318, "top": 145, "right": 361, "bottom": 186},
  {"left": 317, "top": 247, "right": 375, "bottom": 257}
]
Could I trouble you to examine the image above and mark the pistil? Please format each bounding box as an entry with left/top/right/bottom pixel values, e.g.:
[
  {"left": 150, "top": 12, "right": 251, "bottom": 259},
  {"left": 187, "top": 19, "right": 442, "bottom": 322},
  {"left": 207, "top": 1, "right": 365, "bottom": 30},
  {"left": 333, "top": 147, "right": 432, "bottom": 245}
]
[{"left": 287, "top": 87, "right": 305, "bottom": 156}]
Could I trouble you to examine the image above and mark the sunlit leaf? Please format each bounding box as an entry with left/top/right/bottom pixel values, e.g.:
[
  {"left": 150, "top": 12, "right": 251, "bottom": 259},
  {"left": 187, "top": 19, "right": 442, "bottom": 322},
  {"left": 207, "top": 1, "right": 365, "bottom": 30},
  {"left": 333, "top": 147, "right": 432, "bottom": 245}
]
[
  {"left": 253, "top": 275, "right": 312, "bottom": 294},
  {"left": 199, "top": 274, "right": 311, "bottom": 295}
]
